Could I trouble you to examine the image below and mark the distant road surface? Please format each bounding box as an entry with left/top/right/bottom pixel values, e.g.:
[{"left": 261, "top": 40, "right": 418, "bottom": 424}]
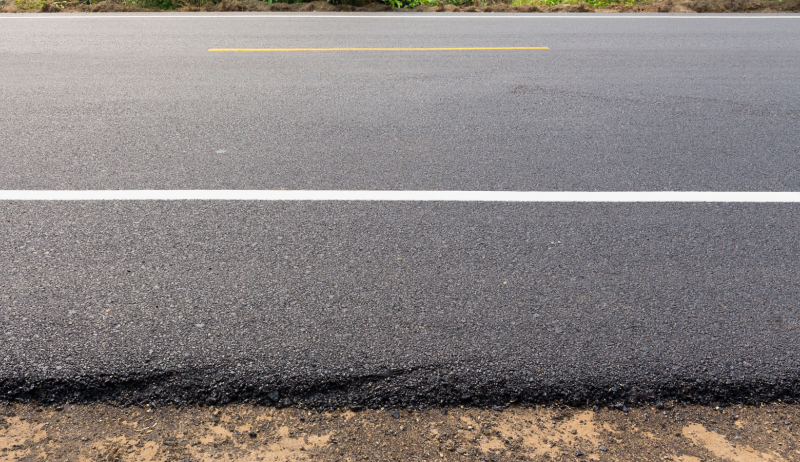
[{"left": 1, "top": 13, "right": 799, "bottom": 408}]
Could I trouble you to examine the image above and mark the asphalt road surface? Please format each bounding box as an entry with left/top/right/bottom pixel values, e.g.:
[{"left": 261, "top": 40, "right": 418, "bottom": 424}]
[{"left": 1, "top": 13, "right": 799, "bottom": 409}]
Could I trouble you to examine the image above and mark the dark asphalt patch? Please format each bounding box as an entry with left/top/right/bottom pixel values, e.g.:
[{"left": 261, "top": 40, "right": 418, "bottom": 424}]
[{"left": 1, "top": 202, "right": 798, "bottom": 408}]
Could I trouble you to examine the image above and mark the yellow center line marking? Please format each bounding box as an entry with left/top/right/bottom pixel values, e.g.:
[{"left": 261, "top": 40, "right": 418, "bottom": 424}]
[{"left": 208, "top": 47, "right": 549, "bottom": 52}]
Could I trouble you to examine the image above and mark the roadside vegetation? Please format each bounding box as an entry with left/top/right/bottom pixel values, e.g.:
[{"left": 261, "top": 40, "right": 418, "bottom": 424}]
[
  {"left": 1, "top": 401, "right": 798, "bottom": 461},
  {"left": 1, "top": 0, "right": 797, "bottom": 12}
]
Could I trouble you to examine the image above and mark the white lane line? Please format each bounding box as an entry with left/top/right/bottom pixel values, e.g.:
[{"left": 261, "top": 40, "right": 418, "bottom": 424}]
[{"left": 0, "top": 191, "right": 798, "bottom": 202}]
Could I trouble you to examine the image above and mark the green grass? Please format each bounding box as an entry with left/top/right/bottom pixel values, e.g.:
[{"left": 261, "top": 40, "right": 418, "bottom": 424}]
[
  {"left": 509, "top": 0, "right": 644, "bottom": 7},
  {"left": 385, "top": 0, "right": 648, "bottom": 8},
  {"left": 14, "top": 0, "right": 46, "bottom": 9},
  {"left": 15, "top": 0, "right": 71, "bottom": 9},
  {"left": 386, "top": 0, "right": 470, "bottom": 7}
]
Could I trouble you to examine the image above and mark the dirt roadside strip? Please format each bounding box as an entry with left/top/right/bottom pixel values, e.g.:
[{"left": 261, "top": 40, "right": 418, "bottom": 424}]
[
  {"left": 1, "top": 0, "right": 799, "bottom": 14},
  {"left": 1, "top": 402, "right": 798, "bottom": 461}
]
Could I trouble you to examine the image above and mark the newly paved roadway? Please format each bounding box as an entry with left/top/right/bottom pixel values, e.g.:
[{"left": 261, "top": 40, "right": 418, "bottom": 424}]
[{"left": 1, "top": 13, "right": 799, "bottom": 408}]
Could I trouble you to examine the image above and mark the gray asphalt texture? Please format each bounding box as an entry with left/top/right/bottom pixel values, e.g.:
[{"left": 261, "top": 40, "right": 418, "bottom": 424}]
[{"left": 1, "top": 14, "right": 799, "bottom": 409}]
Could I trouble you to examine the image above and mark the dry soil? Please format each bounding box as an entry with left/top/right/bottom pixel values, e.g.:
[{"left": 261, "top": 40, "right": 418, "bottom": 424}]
[
  {"left": 1, "top": 402, "right": 799, "bottom": 461},
  {"left": 1, "top": 0, "right": 799, "bottom": 14}
]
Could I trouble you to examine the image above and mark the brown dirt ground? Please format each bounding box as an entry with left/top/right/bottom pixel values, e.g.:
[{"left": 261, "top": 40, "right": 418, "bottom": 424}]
[
  {"left": 1, "top": 0, "right": 799, "bottom": 14},
  {"left": 1, "top": 401, "right": 798, "bottom": 461}
]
